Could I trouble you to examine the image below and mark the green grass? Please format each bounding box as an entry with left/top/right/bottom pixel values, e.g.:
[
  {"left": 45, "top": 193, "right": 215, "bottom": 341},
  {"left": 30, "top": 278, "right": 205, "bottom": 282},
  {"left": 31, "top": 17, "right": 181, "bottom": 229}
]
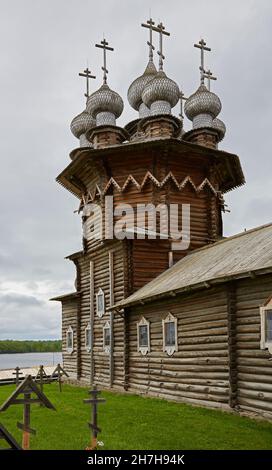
[{"left": 0, "top": 383, "right": 271, "bottom": 450}]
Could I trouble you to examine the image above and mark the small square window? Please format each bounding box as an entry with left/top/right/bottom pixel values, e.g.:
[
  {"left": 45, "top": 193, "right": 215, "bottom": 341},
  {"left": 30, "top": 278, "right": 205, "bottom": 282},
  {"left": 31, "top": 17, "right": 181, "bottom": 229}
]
[
  {"left": 139, "top": 325, "right": 148, "bottom": 347},
  {"left": 85, "top": 324, "right": 92, "bottom": 351},
  {"left": 103, "top": 321, "right": 111, "bottom": 354},
  {"left": 164, "top": 322, "right": 176, "bottom": 347},
  {"left": 96, "top": 288, "right": 105, "bottom": 318},
  {"left": 260, "top": 301, "right": 272, "bottom": 354},
  {"left": 162, "top": 313, "right": 178, "bottom": 356},
  {"left": 137, "top": 317, "right": 150, "bottom": 355},
  {"left": 66, "top": 326, "right": 74, "bottom": 354},
  {"left": 265, "top": 310, "right": 272, "bottom": 342}
]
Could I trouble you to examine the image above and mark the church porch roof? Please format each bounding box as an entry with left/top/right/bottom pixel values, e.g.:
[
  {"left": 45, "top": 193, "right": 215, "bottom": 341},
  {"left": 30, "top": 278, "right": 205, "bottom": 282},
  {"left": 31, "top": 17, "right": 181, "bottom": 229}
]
[{"left": 112, "top": 223, "right": 272, "bottom": 311}]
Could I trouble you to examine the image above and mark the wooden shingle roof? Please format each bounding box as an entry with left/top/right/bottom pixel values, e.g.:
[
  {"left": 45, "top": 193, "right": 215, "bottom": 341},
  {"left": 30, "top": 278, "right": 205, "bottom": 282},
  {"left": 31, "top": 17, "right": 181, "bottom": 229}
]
[{"left": 113, "top": 223, "right": 272, "bottom": 310}]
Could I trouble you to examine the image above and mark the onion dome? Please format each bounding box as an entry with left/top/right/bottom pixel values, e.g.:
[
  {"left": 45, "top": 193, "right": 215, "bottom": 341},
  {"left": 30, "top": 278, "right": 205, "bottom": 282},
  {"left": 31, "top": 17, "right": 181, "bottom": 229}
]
[
  {"left": 127, "top": 60, "right": 157, "bottom": 118},
  {"left": 184, "top": 84, "right": 221, "bottom": 129},
  {"left": 212, "top": 117, "right": 226, "bottom": 141},
  {"left": 142, "top": 71, "right": 180, "bottom": 116},
  {"left": 87, "top": 83, "right": 124, "bottom": 126},
  {"left": 70, "top": 110, "right": 96, "bottom": 147}
]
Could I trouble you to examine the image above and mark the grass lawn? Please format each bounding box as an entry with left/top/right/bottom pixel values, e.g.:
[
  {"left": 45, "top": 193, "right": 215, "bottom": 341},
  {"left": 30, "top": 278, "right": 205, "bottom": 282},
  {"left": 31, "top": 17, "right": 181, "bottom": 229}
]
[{"left": 0, "top": 383, "right": 271, "bottom": 450}]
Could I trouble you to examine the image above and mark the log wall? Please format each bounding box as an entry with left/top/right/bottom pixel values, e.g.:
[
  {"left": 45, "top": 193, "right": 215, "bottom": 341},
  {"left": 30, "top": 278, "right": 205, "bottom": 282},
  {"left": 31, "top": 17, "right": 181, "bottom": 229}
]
[
  {"left": 127, "top": 286, "right": 230, "bottom": 408},
  {"left": 62, "top": 298, "right": 78, "bottom": 378},
  {"left": 235, "top": 274, "right": 272, "bottom": 417},
  {"left": 75, "top": 241, "right": 125, "bottom": 389}
]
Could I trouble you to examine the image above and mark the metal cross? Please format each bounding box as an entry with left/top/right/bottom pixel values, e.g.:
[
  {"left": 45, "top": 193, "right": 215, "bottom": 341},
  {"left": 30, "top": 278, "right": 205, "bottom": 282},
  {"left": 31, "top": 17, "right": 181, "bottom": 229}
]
[
  {"left": 79, "top": 67, "right": 96, "bottom": 98},
  {"left": 141, "top": 17, "right": 156, "bottom": 62},
  {"left": 179, "top": 90, "right": 188, "bottom": 120},
  {"left": 95, "top": 38, "right": 114, "bottom": 84},
  {"left": 153, "top": 21, "right": 170, "bottom": 71},
  {"left": 203, "top": 68, "right": 217, "bottom": 91},
  {"left": 194, "top": 39, "right": 211, "bottom": 84}
]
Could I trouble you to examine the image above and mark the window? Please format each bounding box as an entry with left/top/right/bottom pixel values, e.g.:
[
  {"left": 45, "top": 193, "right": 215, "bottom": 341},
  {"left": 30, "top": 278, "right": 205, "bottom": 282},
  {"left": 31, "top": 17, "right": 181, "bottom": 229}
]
[
  {"left": 260, "top": 298, "right": 272, "bottom": 354},
  {"left": 162, "top": 313, "right": 178, "bottom": 356},
  {"left": 66, "top": 326, "right": 74, "bottom": 354},
  {"left": 103, "top": 321, "right": 111, "bottom": 354},
  {"left": 85, "top": 323, "right": 92, "bottom": 352},
  {"left": 137, "top": 317, "right": 150, "bottom": 355},
  {"left": 96, "top": 288, "right": 105, "bottom": 318}
]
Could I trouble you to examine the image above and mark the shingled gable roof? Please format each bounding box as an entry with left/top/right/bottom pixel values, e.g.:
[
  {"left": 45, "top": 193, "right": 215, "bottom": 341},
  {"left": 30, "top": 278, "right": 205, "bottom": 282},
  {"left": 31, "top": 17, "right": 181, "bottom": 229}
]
[{"left": 112, "top": 223, "right": 272, "bottom": 310}]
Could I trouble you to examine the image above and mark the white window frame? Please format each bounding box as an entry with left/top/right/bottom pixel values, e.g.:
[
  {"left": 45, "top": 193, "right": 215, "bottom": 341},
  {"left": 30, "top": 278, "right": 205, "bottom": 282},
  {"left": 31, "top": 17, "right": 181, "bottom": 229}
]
[
  {"left": 103, "top": 321, "right": 111, "bottom": 354},
  {"left": 66, "top": 326, "right": 74, "bottom": 354},
  {"left": 137, "top": 317, "right": 150, "bottom": 355},
  {"left": 162, "top": 312, "right": 178, "bottom": 356},
  {"left": 96, "top": 288, "right": 105, "bottom": 318},
  {"left": 85, "top": 323, "right": 92, "bottom": 352},
  {"left": 260, "top": 297, "right": 272, "bottom": 354}
]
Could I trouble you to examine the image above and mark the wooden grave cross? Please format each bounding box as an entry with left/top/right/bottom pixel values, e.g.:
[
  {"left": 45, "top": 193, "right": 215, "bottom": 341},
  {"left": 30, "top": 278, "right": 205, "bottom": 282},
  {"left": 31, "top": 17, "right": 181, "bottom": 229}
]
[
  {"left": 51, "top": 363, "right": 69, "bottom": 392},
  {"left": 12, "top": 366, "right": 23, "bottom": 387},
  {"left": 35, "top": 365, "right": 51, "bottom": 404},
  {"left": 84, "top": 386, "right": 106, "bottom": 450},
  {"left": 0, "top": 375, "right": 56, "bottom": 450},
  {"left": 0, "top": 423, "right": 22, "bottom": 450}
]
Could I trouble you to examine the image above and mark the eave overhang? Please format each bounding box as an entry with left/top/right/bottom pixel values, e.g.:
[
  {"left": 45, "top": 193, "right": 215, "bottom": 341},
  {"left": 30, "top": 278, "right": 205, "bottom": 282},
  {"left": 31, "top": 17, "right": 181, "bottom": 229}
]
[{"left": 56, "top": 138, "right": 245, "bottom": 199}]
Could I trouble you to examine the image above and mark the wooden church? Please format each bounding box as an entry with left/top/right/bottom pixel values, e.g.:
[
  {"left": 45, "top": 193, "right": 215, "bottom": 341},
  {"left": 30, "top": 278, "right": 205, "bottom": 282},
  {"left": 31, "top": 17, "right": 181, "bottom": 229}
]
[{"left": 52, "top": 19, "right": 272, "bottom": 419}]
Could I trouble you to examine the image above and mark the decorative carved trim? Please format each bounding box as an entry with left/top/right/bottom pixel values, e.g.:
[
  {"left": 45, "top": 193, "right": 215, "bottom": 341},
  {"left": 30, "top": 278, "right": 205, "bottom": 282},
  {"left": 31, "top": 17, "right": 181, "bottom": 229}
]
[
  {"left": 78, "top": 172, "right": 220, "bottom": 211},
  {"left": 162, "top": 312, "right": 178, "bottom": 356},
  {"left": 137, "top": 316, "right": 150, "bottom": 356},
  {"left": 96, "top": 288, "right": 105, "bottom": 318},
  {"left": 103, "top": 321, "right": 111, "bottom": 355},
  {"left": 66, "top": 326, "right": 74, "bottom": 355},
  {"left": 260, "top": 297, "right": 272, "bottom": 355}
]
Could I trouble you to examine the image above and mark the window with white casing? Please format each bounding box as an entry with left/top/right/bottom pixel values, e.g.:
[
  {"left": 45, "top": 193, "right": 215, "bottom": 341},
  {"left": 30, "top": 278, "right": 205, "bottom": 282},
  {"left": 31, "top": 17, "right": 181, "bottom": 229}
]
[
  {"left": 260, "top": 297, "right": 272, "bottom": 354},
  {"left": 96, "top": 288, "right": 105, "bottom": 318},
  {"left": 137, "top": 317, "right": 150, "bottom": 355},
  {"left": 85, "top": 323, "right": 92, "bottom": 352},
  {"left": 103, "top": 321, "right": 111, "bottom": 354},
  {"left": 66, "top": 326, "right": 74, "bottom": 354},
  {"left": 162, "top": 313, "right": 178, "bottom": 356}
]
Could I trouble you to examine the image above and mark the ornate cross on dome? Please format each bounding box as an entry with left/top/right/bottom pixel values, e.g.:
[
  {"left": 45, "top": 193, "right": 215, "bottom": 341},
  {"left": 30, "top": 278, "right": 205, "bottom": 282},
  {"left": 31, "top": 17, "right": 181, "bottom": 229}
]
[
  {"left": 203, "top": 69, "right": 217, "bottom": 91},
  {"left": 95, "top": 38, "right": 114, "bottom": 85},
  {"left": 179, "top": 90, "right": 188, "bottom": 120},
  {"left": 194, "top": 39, "right": 211, "bottom": 85},
  {"left": 141, "top": 17, "right": 156, "bottom": 62},
  {"left": 79, "top": 67, "right": 96, "bottom": 98},
  {"left": 154, "top": 22, "right": 170, "bottom": 71}
]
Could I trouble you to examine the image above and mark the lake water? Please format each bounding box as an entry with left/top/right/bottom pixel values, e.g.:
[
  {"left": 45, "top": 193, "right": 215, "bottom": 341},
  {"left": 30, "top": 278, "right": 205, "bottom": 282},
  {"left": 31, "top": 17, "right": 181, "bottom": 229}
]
[{"left": 0, "top": 352, "right": 63, "bottom": 370}]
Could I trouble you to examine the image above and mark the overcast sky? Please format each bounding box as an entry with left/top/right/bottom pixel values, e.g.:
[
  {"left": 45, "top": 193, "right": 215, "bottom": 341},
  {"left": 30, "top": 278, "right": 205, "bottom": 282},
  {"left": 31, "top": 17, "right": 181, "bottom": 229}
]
[{"left": 0, "top": 0, "right": 271, "bottom": 340}]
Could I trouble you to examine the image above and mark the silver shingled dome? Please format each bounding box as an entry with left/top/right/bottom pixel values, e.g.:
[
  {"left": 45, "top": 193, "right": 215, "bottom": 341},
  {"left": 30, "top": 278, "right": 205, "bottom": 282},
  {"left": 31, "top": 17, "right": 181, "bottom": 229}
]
[
  {"left": 70, "top": 110, "right": 96, "bottom": 138},
  {"left": 212, "top": 117, "right": 226, "bottom": 141},
  {"left": 184, "top": 84, "right": 221, "bottom": 121},
  {"left": 127, "top": 60, "right": 157, "bottom": 111},
  {"left": 87, "top": 83, "right": 124, "bottom": 119},
  {"left": 142, "top": 71, "right": 180, "bottom": 109}
]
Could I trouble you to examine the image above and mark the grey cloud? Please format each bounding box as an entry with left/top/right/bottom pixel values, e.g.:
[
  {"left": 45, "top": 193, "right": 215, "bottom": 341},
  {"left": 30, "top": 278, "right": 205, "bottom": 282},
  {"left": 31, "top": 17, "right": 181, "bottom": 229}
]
[
  {"left": 0, "top": 0, "right": 271, "bottom": 338},
  {"left": 0, "top": 293, "right": 44, "bottom": 307}
]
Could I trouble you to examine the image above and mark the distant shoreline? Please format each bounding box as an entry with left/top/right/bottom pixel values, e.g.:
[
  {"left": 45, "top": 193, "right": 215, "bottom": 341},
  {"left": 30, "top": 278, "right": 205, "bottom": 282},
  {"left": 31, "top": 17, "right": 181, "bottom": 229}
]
[
  {"left": 0, "top": 340, "right": 61, "bottom": 354},
  {"left": 0, "top": 351, "right": 61, "bottom": 355}
]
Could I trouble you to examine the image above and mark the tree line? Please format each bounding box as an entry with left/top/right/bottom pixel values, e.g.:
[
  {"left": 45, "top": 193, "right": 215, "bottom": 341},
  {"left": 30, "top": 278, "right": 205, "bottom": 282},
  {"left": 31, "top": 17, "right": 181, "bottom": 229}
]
[{"left": 0, "top": 340, "right": 62, "bottom": 354}]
